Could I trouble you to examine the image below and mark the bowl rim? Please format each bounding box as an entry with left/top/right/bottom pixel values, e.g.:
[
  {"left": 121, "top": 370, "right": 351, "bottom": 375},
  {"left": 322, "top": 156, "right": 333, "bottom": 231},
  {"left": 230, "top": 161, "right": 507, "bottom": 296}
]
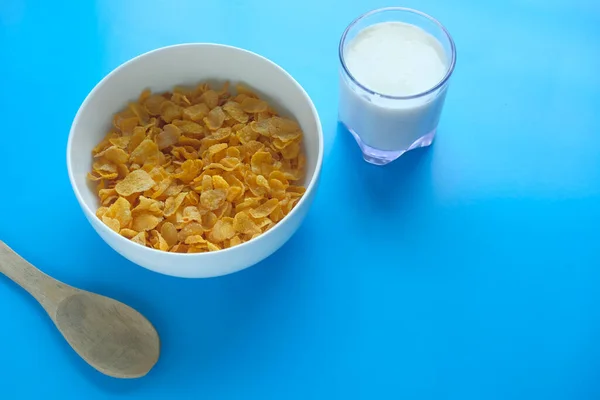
[{"left": 67, "top": 42, "right": 324, "bottom": 260}]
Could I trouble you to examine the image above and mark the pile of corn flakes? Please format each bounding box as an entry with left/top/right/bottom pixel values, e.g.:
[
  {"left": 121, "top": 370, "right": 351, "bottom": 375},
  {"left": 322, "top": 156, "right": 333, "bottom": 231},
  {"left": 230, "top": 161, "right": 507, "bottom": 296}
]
[{"left": 88, "top": 82, "right": 306, "bottom": 253}]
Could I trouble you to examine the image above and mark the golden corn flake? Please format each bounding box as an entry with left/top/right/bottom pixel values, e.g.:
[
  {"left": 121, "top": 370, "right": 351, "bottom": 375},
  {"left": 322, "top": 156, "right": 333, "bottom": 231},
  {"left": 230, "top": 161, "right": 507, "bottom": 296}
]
[
  {"left": 201, "top": 174, "right": 213, "bottom": 191},
  {"left": 182, "top": 205, "right": 203, "bottom": 222},
  {"left": 116, "top": 116, "right": 139, "bottom": 135},
  {"left": 185, "top": 191, "right": 200, "bottom": 206},
  {"left": 120, "top": 228, "right": 139, "bottom": 239},
  {"left": 152, "top": 230, "right": 170, "bottom": 251},
  {"left": 211, "top": 127, "right": 232, "bottom": 141},
  {"left": 115, "top": 169, "right": 156, "bottom": 197},
  {"left": 207, "top": 242, "right": 221, "bottom": 252},
  {"left": 229, "top": 235, "right": 242, "bottom": 247},
  {"left": 178, "top": 120, "right": 205, "bottom": 136},
  {"left": 200, "top": 189, "right": 226, "bottom": 211},
  {"left": 270, "top": 204, "right": 285, "bottom": 223},
  {"left": 240, "top": 97, "right": 268, "bottom": 113},
  {"left": 164, "top": 192, "right": 188, "bottom": 217},
  {"left": 226, "top": 186, "right": 243, "bottom": 202},
  {"left": 102, "top": 216, "right": 120, "bottom": 233},
  {"left": 250, "top": 151, "right": 272, "bottom": 175},
  {"left": 99, "top": 189, "right": 118, "bottom": 205},
  {"left": 204, "top": 106, "right": 225, "bottom": 130},
  {"left": 178, "top": 222, "right": 204, "bottom": 242},
  {"left": 89, "top": 81, "right": 307, "bottom": 252},
  {"left": 185, "top": 235, "right": 206, "bottom": 245},
  {"left": 235, "top": 197, "right": 261, "bottom": 213},
  {"left": 281, "top": 141, "right": 301, "bottom": 160},
  {"left": 144, "top": 95, "right": 166, "bottom": 115},
  {"left": 132, "top": 213, "right": 163, "bottom": 232},
  {"left": 130, "top": 138, "right": 159, "bottom": 165},
  {"left": 104, "top": 197, "right": 132, "bottom": 228},
  {"left": 200, "top": 211, "right": 218, "bottom": 230},
  {"left": 160, "top": 222, "right": 179, "bottom": 247},
  {"left": 212, "top": 175, "right": 229, "bottom": 190},
  {"left": 223, "top": 101, "right": 249, "bottom": 124},
  {"left": 133, "top": 196, "right": 164, "bottom": 215},
  {"left": 201, "top": 90, "right": 219, "bottom": 109},
  {"left": 182, "top": 103, "right": 210, "bottom": 122},
  {"left": 250, "top": 120, "right": 270, "bottom": 136},
  {"left": 207, "top": 217, "right": 235, "bottom": 243},
  {"left": 131, "top": 231, "right": 147, "bottom": 246},
  {"left": 163, "top": 182, "right": 185, "bottom": 197},
  {"left": 214, "top": 201, "right": 232, "bottom": 219},
  {"left": 156, "top": 124, "right": 182, "bottom": 150},
  {"left": 233, "top": 211, "right": 261, "bottom": 235},
  {"left": 160, "top": 101, "right": 182, "bottom": 123},
  {"left": 171, "top": 92, "right": 191, "bottom": 107},
  {"left": 96, "top": 206, "right": 109, "bottom": 219},
  {"left": 151, "top": 177, "right": 172, "bottom": 199},
  {"left": 249, "top": 198, "right": 279, "bottom": 219},
  {"left": 95, "top": 146, "right": 129, "bottom": 164},
  {"left": 129, "top": 102, "right": 150, "bottom": 125}
]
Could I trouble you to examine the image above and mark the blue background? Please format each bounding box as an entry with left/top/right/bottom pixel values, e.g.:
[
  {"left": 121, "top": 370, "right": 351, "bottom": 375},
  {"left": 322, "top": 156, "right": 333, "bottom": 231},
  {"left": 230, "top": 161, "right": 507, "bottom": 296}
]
[{"left": 1, "top": 0, "right": 600, "bottom": 398}]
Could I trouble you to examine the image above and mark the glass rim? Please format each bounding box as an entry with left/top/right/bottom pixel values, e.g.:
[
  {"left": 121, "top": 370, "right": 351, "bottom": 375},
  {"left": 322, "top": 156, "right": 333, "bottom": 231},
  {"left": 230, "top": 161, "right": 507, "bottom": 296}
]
[{"left": 338, "top": 7, "right": 457, "bottom": 100}]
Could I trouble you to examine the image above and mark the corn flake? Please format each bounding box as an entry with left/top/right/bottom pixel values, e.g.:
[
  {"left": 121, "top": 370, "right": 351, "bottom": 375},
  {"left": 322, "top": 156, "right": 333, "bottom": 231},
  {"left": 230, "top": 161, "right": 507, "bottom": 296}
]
[
  {"left": 175, "top": 159, "right": 203, "bottom": 183},
  {"left": 223, "top": 101, "right": 249, "bottom": 124},
  {"left": 185, "top": 235, "right": 207, "bottom": 245},
  {"left": 131, "top": 231, "right": 147, "bottom": 246},
  {"left": 209, "top": 218, "right": 235, "bottom": 243},
  {"left": 200, "top": 211, "right": 218, "bottom": 230},
  {"left": 182, "top": 205, "right": 203, "bottom": 222},
  {"left": 144, "top": 95, "right": 166, "bottom": 116},
  {"left": 151, "top": 230, "right": 170, "bottom": 251},
  {"left": 130, "top": 139, "right": 160, "bottom": 165},
  {"left": 156, "top": 124, "right": 182, "bottom": 150},
  {"left": 160, "top": 222, "right": 179, "bottom": 247},
  {"left": 200, "top": 189, "right": 226, "bottom": 211},
  {"left": 229, "top": 236, "right": 242, "bottom": 247},
  {"left": 249, "top": 198, "right": 279, "bottom": 219},
  {"left": 178, "top": 222, "right": 204, "bottom": 242},
  {"left": 96, "top": 206, "right": 109, "bottom": 219},
  {"left": 233, "top": 211, "right": 261, "bottom": 235},
  {"left": 160, "top": 101, "right": 183, "bottom": 123},
  {"left": 201, "top": 90, "right": 219, "bottom": 109},
  {"left": 96, "top": 146, "right": 129, "bottom": 164},
  {"left": 103, "top": 197, "right": 132, "bottom": 228},
  {"left": 241, "top": 98, "right": 268, "bottom": 113},
  {"left": 115, "top": 169, "right": 156, "bottom": 197},
  {"left": 183, "top": 103, "right": 210, "bottom": 122},
  {"left": 133, "top": 196, "right": 164, "bottom": 215},
  {"left": 132, "top": 213, "right": 163, "bottom": 232},
  {"left": 164, "top": 192, "right": 188, "bottom": 217},
  {"left": 204, "top": 106, "right": 226, "bottom": 130},
  {"left": 102, "top": 216, "right": 121, "bottom": 233},
  {"left": 120, "top": 228, "right": 139, "bottom": 239}
]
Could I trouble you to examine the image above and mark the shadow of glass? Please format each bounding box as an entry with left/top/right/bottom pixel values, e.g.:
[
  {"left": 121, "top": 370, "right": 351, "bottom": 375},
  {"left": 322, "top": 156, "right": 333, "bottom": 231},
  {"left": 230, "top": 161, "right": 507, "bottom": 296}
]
[{"left": 331, "top": 122, "right": 435, "bottom": 217}]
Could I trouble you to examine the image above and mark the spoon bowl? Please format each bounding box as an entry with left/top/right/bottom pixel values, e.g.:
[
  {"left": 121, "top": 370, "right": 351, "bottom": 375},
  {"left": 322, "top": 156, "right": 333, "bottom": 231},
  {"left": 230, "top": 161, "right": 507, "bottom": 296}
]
[{"left": 56, "top": 292, "right": 160, "bottom": 378}]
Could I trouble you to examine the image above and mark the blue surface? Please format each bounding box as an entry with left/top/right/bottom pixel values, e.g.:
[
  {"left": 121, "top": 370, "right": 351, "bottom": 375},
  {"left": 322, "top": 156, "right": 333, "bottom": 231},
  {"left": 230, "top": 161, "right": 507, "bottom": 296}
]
[{"left": 1, "top": 0, "right": 600, "bottom": 398}]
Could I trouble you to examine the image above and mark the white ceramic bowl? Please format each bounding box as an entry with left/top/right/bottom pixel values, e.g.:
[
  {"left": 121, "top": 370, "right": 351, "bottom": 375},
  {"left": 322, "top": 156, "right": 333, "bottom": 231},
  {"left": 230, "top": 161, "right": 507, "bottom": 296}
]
[{"left": 67, "top": 43, "right": 323, "bottom": 278}]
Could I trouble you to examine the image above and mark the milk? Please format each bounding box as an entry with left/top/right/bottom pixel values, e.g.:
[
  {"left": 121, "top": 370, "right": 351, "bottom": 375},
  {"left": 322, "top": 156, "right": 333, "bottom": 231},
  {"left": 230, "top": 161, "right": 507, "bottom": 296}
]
[{"left": 339, "top": 21, "right": 452, "bottom": 163}]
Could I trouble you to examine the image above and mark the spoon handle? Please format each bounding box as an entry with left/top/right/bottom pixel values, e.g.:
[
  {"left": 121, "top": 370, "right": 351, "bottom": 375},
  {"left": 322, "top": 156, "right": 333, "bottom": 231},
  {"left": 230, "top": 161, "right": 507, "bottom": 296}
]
[{"left": 0, "top": 241, "right": 75, "bottom": 314}]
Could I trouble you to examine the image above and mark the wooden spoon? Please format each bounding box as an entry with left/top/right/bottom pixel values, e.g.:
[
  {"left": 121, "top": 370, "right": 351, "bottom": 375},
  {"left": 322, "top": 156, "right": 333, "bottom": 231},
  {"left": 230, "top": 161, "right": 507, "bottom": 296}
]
[{"left": 0, "top": 241, "right": 160, "bottom": 378}]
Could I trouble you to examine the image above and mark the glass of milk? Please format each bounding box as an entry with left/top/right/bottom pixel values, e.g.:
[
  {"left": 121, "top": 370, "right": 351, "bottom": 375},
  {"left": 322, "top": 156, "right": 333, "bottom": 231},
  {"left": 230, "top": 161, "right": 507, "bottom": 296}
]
[{"left": 338, "top": 7, "right": 456, "bottom": 165}]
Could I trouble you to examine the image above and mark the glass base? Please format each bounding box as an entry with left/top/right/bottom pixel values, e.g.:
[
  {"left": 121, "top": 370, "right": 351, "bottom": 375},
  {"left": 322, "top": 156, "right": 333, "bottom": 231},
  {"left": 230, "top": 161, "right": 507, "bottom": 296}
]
[{"left": 343, "top": 123, "right": 436, "bottom": 165}]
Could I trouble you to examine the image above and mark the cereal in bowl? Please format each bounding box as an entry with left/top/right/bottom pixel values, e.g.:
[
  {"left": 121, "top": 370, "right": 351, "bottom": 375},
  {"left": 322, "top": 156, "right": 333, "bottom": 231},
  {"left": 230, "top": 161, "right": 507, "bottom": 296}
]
[{"left": 88, "top": 82, "right": 306, "bottom": 253}]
